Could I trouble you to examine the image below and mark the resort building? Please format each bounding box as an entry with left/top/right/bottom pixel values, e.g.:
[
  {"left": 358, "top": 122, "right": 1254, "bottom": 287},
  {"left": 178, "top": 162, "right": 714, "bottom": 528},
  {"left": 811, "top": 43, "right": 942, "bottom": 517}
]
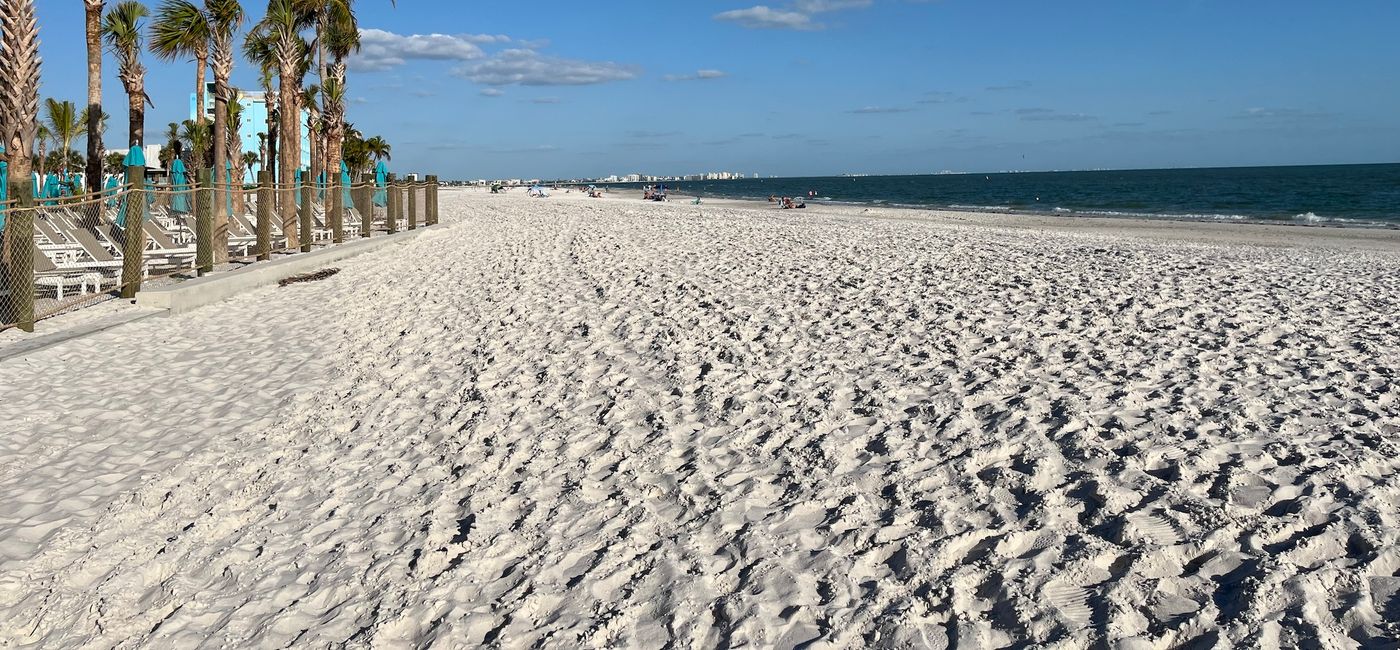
[{"left": 190, "top": 85, "right": 311, "bottom": 183}]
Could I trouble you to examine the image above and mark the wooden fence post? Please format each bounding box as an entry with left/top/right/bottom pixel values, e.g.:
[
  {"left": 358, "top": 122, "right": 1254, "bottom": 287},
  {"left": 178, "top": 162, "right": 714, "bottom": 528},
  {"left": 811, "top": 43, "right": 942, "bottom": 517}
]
[
  {"left": 427, "top": 175, "right": 439, "bottom": 226},
  {"left": 299, "top": 182, "right": 313, "bottom": 252},
  {"left": 256, "top": 171, "right": 271, "bottom": 261},
  {"left": 7, "top": 178, "right": 36, "bottom": 331},
  {"left": 386, "top": 174, "right": 398, "bottom": 234},
  {"left": 408, "top": 179, "right": 418, "bottom": 231},
  {"left": 330, "top": 174, "right": 344, "bottom": 244},
  {"left": 358, "top": 173, "right": 373, "bottom": 237},
  {"left": 119, "top": 165, "right": 146, "bottom": 299},
  {"left": 196, "top": 168, "right": 213, "bottom": 275}
]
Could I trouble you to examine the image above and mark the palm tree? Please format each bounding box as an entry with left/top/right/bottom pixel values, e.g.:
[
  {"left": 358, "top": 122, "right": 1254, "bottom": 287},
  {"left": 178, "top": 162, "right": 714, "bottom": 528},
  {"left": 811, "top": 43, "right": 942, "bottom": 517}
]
[
  {"left": 241, "top": 151, "right": 260, "bottom": 180},
  {"left": 85, "top": 0, "right": 106, "bottom": 194},
  {"left": 364, "top": 135, "right": 390, "bottom": 167},
  {"left": 225, "top": 94, "right": 247, "bottom": 213},
  {"left": 160, "top": 120, "right": 181, "bottom": 169},
  {"left": 301, "top": 83, "right": 322, "bottom": 194},
  {"left": 43, "top": 99, "right": 83, "bottom": 176},
  {"left": 103, "top": 1, "right": 153, "bottom": 151},
  {"left": 319, "top": 6, "right": 357, "bottom": 191},
  {"left": 150, "top": 0, "right": 210, "bottom": 127},
  {"left": 256, "top": 0, "right": 313, "bottom": 246},
  {"left": 206, "top": 0, "right": 243, "bottom": 261},
  {"left": 1, "top": 0, "right": 43, "bottom": 183},
  {"left": 181, "top": 119, "right": 211, "bottom": 171}
]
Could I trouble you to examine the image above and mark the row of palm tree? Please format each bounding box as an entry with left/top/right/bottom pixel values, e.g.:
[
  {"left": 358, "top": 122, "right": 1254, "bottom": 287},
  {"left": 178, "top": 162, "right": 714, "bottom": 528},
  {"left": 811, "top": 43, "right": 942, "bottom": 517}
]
[{"left": 2, "top": 0, "right": 396, "bottom": 260}]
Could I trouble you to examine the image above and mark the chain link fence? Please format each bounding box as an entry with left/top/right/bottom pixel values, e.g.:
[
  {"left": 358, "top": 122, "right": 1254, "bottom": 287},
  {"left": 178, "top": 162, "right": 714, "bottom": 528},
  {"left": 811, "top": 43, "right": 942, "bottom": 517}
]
[{"left": 1, "top": 175, "right": 439, "bottom": 332}]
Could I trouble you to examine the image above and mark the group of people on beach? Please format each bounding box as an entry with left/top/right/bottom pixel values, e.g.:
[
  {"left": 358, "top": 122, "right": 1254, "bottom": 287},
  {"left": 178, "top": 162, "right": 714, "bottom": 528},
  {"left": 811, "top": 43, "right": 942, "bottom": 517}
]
[
  {"left": 769, "top": 195, "right": 808, "bottom": 209},
  {"left": 643, "top": 185, "right": 669, "bottom": 202}
]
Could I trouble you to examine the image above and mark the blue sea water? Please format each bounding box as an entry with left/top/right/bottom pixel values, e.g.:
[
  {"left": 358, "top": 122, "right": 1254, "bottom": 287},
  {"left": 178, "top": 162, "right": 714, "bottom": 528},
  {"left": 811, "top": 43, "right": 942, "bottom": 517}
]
[{"left": 612, "top": 164, "right": 1400, "bottom": 227}]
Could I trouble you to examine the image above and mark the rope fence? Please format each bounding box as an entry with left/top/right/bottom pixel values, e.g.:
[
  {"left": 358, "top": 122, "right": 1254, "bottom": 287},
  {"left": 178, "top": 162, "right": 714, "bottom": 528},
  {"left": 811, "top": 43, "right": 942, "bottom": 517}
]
[{"left": 1, "top": 172, "right": 440, "bottom": 332}]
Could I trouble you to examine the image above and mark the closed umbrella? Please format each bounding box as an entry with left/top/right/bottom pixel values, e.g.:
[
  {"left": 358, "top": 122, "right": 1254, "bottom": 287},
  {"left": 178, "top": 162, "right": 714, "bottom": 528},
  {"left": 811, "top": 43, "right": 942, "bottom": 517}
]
[
  {"left": 104, "top": 174, "right": 122, "bottom": 209},
  {"left": 373, "top": 160, "right": 388, "bottom": 207},
  {"left": 43, "top": 173, "right": 61, "bottom": 206},
  {"left": 295, "top": 169, "right": 303, "bottom": 208},
  {"left": 116, "top": 147, "right": 146, "bottom": 227},
  {"left": 0, "top": 144, "right": 8, "bottom": 231},
  {"left": 339, "top": 161, "right": 353, "bottom": 210},
  {"left": 169, "top": 158, "right": 191, "bottom": 213}
]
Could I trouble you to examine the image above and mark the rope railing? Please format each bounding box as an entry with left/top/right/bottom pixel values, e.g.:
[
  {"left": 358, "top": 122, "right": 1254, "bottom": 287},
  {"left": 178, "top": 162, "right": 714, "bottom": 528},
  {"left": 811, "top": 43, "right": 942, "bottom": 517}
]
[{"left": 1, "top": 173, "right": 440, "bottom": 332}]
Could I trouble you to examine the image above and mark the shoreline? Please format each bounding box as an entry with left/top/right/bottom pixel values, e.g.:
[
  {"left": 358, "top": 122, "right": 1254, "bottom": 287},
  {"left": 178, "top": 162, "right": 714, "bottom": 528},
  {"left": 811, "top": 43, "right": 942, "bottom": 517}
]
[{"left": 467, "top": 186, "right": 1400, "bottom": 252}]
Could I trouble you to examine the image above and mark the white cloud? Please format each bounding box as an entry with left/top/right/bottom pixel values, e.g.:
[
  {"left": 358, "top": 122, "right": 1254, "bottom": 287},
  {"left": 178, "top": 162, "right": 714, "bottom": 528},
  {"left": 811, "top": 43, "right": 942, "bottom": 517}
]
[
  {"left": 455, "top": 49, "right": 640, "bottom": 86},
  {"left": 349, "top": 29, "right": 497, "bottom": 72},
  {"left": 663, "top": 69, "right": 728, "bottom": 81},
  {"left": 480, "top": 88, "right": 504, "bottom": 97},
  {"left": 715, "top": 0, "right": 872, "bottom": 30},
  {"left": 715, "top": 6, "right": 820, "bottom": 30}
]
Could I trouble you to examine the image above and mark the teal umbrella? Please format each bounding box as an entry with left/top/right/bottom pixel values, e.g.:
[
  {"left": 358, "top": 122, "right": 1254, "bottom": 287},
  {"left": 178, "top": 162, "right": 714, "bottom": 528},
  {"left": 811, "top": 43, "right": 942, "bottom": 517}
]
[
  {"left": 339, "top": 161, "right": 352, "bottom": 209},
  {"left": 104, "top": 174, "right": 121, "bottom": 208},
  {"left": 116, "top": 147, "right": 146, "bottom": 227},
  {"left": 43, "top": 174, "right": 60, "bottom": 206},
  {"left": 295, "top": 169, "right": 303, "bottom": 208},
  {"left": 0, "top": 144, "right": 7, "bottom": 231},
  {"left": 170, "top": 159, "right": 191, "bottom": 212},
  {"left": 373, "top": 160, "right": 387, "bottom": 207}
]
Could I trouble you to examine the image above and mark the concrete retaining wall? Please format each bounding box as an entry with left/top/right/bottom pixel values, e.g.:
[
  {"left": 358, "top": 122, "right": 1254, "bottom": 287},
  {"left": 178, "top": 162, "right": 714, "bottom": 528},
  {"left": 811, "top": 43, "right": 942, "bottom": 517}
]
[{"left": 137, "top": 226, "right": 437, "bottom": 316}]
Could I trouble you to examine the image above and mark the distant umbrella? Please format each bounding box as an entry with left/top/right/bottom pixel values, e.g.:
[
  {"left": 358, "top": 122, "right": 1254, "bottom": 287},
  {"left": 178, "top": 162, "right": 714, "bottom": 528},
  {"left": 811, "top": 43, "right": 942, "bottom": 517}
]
[
  {"left": 0, "top": 144, "right": 7, "bottom": 231},
  {"left": 373, "top": 160, "right": 388, "bottom": 207},
  {"left": 169, "top": 158, "right": 191, "bottom": 213},
  {"left": 43, "top": 174, "right": 61, "bottom": 206},
  {"left": 339, "top": 161, "right": 353, "bottom": 209}
]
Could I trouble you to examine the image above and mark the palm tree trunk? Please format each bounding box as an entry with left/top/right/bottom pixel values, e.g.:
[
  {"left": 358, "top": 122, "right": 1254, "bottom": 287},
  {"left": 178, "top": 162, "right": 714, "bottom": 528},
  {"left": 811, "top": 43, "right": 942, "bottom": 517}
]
[
  {"left": 212, "top": 72, "right": 230, "bottom": 263},
  {"left": 129, "top": 88, "right": 144, "bottom": 149},
  {"left": 277, "top": 64, "right": 300, "bottom": 248},
  {"left": 85, "top": 1, "right": 104, "bottom": 194},
  {"left": 195, "top": 54, "right": 207, "bottom": 125}
]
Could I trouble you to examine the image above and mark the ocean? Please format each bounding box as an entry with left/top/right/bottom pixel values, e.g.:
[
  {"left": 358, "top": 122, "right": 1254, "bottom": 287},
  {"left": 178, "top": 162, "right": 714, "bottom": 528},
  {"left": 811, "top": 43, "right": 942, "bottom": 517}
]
[{"left": 609, "top": 163, "right": 1400, "bottom": 227}]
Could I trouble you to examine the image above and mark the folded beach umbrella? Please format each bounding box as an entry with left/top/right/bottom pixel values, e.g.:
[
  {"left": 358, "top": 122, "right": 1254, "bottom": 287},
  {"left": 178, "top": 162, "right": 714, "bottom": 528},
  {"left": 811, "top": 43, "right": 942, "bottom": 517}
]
[
  {"left": 116, "top": 147, "right": 146, "bottom": 227},
  {"left": 373, "top": 160, "right": 387, "bottom": 207},
  {"left": 339, "top": 161, "right": 353, "bottom": 209},
  {"left": 104, "top": 174, "right": 121, "bottom": 209},
  {"left": 0, "top": 144, "right": 8, "bottom": 231},
  {"left": 169, "top": 158, "right": 191, "bottom": 213},
  {"left": 43, "top": 173, "right": 60, "bottom": 206},
  {"left": 295, "top": 169, "right": 304, "bottom": 208}
]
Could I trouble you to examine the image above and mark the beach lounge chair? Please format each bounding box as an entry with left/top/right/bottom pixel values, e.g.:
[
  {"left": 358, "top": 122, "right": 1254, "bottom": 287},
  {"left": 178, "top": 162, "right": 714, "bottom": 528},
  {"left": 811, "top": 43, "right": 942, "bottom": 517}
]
[{"left": 32, "top": 241, "right": 102, "bottom": 300}]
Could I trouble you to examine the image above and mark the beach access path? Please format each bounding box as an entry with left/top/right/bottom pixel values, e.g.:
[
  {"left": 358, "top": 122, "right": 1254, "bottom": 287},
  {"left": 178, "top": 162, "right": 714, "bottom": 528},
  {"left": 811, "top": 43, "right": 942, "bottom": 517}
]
[{"left": 1, "top": 189, "right": 1398, "bottom": 647}]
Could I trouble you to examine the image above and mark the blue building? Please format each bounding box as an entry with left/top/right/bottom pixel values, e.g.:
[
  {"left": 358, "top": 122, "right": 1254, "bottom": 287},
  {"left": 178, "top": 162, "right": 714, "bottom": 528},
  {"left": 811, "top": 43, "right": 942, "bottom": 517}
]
[{"left": 191, "top": 85, "right": 310, "bottom": 183}]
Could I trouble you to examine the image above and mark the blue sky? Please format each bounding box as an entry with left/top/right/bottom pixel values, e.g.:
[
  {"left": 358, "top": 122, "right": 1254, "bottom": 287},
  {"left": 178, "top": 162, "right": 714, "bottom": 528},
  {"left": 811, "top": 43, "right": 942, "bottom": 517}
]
[{"left": 31, "top": 0, "right": 1400, "bottom": 179}]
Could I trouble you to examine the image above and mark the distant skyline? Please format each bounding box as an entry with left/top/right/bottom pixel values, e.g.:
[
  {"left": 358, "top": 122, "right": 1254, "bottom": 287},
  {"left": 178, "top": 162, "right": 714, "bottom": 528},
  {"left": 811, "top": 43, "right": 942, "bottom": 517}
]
[{"left": 30, "top": 0, "right": 1400, "bottom": 180}]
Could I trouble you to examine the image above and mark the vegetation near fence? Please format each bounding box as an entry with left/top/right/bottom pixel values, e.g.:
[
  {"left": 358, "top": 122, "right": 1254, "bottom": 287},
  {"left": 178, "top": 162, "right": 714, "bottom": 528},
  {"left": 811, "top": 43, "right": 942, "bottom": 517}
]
[{"left": 0, "top": 174, "right": 440, "bottom": 332}]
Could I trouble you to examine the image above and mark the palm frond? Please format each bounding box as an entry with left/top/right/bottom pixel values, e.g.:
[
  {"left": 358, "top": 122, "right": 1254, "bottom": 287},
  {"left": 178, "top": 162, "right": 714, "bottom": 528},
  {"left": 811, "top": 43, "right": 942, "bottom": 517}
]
[{"left": 149, "top": 0, "right": 209, "bottom": 61}]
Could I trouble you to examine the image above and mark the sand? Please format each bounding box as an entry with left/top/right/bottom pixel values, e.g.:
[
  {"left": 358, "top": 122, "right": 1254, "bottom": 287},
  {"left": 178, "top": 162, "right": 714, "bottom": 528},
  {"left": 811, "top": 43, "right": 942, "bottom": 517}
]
[{"left": 1, "top": 189, "right": 1398, "bottom": 648}]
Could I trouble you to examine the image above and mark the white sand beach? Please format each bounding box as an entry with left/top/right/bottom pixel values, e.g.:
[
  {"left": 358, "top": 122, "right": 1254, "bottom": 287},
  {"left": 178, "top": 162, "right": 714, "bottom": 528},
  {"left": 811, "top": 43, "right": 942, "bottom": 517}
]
[{"left": 2, "top": 190, "right": 1398, "bottom": 647}]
